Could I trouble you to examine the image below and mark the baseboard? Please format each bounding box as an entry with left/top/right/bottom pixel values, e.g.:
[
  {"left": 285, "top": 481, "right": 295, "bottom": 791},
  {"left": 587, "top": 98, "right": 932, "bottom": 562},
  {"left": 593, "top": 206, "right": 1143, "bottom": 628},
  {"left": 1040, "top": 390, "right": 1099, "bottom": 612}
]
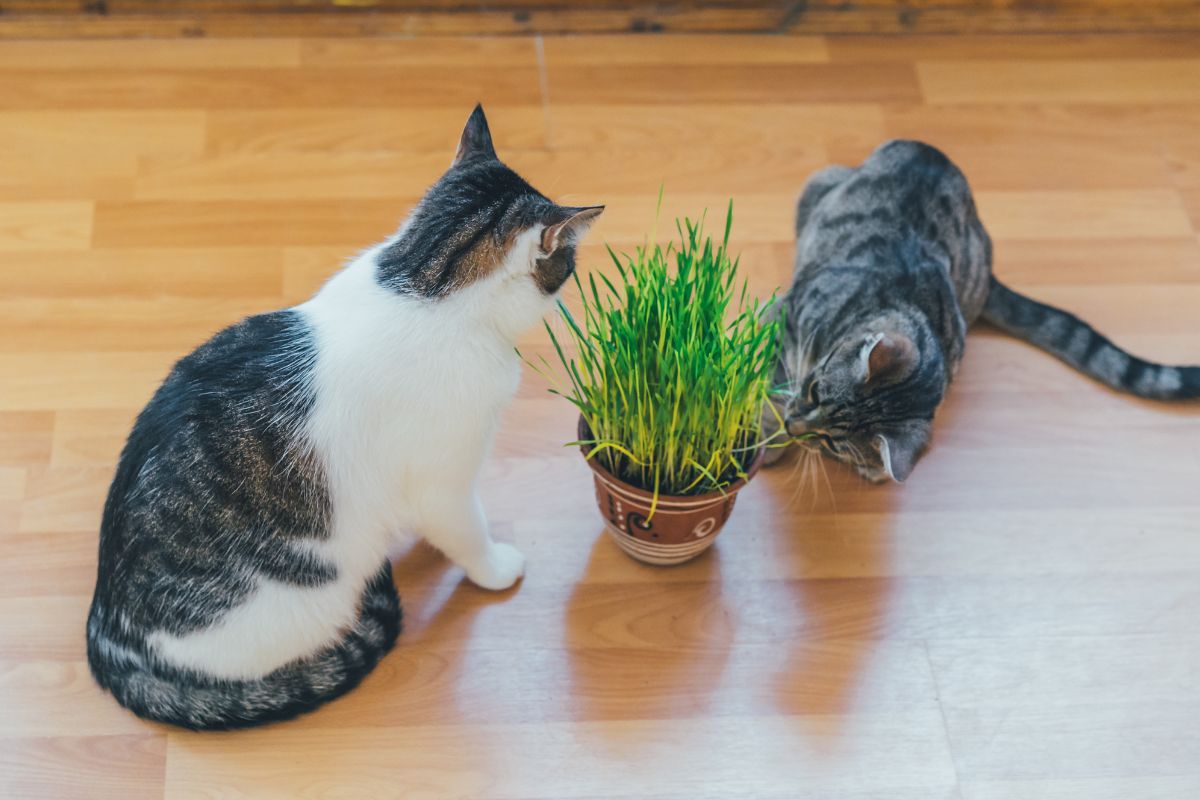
[{"left": 0, "top": 1, "right": 1195, "bottom": 38}]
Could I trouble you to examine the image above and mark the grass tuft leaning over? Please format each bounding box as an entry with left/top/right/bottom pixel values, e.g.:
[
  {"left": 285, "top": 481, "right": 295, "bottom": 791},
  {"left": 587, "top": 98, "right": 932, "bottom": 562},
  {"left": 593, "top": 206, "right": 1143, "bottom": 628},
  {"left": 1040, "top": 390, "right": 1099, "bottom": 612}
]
[{"left": 538, "top": 201, "right": 782, "bottom": 507}]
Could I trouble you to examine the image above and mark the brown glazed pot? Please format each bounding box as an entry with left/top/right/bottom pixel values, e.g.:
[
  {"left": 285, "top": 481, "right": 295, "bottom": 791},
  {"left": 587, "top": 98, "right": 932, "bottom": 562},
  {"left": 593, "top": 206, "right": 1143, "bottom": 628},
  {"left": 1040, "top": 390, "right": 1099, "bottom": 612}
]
[{"left": 578, "top": 417, "right": 764, "bottom": 566}]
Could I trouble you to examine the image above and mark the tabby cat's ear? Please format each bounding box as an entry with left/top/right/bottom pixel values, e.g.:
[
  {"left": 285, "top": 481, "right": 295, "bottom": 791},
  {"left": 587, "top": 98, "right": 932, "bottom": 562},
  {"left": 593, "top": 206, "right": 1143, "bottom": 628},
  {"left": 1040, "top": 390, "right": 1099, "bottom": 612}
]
[
  {"left": 541, "top": 206, "right": 605, "bottom": 253},
  {"left": 862, "top": 332, "right": 918, "bottom": 385},
  {"left": 452, "top": 103, "right": 497, "bottom": 166},
  {"left": 876, "top": 423, "right": 930, "bottom": 483}
]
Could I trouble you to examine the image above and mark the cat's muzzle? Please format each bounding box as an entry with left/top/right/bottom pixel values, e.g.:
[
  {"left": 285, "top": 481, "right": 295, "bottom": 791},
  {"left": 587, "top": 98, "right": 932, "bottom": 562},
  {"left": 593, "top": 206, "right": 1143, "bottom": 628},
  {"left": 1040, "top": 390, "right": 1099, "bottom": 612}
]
[{"left": 784, "top": 416, "right": 810, "bottom": 437}]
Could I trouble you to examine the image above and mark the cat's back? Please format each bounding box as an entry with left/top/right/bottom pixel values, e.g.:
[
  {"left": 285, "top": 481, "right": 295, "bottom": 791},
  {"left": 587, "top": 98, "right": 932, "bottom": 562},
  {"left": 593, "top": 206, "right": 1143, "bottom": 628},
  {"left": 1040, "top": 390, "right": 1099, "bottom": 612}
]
[
  {"left": 814, "top": 140, "right": 970, "bottom": 230},
  {"left": 111, "top": 309, "right": 317, "bottom": 509},
  {"left": 860, "top": 139, "right": 962, "bottom": 182},
  {"left": 797, "top": 140, "right": 985, "bottom": 279},
  {"left": 170, "top": 308, "right": 314, "bottom": 399},
  {"left": 96, "top": 309, "right": 325, "bottom": 615}
]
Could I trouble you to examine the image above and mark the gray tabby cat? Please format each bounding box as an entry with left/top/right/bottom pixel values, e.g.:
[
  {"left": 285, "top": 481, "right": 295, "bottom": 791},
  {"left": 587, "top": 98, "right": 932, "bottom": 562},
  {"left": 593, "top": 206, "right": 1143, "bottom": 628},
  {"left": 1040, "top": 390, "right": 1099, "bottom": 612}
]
[{"left": 766, "top": 139, "right": 1199, "bottom": 482}]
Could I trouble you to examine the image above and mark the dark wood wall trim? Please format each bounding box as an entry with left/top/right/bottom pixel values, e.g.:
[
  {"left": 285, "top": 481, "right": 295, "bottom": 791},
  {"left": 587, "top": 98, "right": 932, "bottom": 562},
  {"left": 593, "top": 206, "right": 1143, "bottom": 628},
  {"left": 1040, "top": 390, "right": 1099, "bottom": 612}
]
[{"left": 0, "top": 2, "right": 1196, "bottom": 38}]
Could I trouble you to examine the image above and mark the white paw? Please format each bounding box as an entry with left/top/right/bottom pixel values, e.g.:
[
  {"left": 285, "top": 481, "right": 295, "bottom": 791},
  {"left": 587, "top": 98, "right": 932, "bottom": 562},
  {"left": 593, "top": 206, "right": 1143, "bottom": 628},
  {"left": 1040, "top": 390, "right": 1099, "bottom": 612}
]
[{"left": 466, "top": 542, "right": 526, "bottom": 591}]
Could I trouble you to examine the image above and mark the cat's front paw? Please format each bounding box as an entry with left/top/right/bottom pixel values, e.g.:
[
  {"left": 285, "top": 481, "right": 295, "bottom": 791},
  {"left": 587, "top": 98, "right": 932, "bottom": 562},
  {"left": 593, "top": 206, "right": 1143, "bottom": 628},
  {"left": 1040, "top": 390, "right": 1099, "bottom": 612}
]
[{"left": 466, "top": 542, "right": 526, "bottom": 591}]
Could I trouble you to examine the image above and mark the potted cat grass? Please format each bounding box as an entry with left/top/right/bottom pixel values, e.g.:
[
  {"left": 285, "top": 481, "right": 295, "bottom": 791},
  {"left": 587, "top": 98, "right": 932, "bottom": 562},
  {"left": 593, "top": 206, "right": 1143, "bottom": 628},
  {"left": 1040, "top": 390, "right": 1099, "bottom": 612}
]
[{"left": 541, "top": 203, "right": 781, "bottom": 565}]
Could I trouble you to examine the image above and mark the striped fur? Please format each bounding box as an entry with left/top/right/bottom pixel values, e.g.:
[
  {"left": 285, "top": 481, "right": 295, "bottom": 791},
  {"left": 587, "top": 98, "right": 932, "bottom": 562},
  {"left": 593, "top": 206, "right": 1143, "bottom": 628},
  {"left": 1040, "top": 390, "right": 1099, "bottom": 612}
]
[
  {"left": 983, "top": 278, "right": 1200, "bottom": 400},
  {"left": 88, "top": 565, "right": 399, "bottom": 731},
  {"left": 769, "top": 140, "right": 1198, "bottom": 483}
]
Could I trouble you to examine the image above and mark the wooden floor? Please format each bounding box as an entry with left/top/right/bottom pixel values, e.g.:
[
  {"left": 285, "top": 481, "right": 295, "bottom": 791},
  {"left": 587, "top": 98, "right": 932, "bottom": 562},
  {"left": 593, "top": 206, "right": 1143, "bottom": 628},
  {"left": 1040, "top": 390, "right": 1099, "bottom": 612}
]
[{"left": 1, "top": 32, "right": 1199, "bottom": 800}]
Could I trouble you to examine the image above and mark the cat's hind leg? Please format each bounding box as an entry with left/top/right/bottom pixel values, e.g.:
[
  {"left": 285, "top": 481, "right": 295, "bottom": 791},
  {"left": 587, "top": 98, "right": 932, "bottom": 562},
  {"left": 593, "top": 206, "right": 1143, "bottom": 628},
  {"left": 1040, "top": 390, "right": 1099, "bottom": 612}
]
[
  {"left": 419, "top": 491, "right": 525, "bottom": 591},
  {"left": 89, "top": 562, "right": 400, "bottom": 730}
]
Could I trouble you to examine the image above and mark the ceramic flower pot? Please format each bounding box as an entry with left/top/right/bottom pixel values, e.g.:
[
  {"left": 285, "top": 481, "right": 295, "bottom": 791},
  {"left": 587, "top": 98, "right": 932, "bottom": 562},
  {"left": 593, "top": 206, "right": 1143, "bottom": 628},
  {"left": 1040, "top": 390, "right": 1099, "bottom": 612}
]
[{"left": 578, "top": 417, "right": 764, "bottom": 566}]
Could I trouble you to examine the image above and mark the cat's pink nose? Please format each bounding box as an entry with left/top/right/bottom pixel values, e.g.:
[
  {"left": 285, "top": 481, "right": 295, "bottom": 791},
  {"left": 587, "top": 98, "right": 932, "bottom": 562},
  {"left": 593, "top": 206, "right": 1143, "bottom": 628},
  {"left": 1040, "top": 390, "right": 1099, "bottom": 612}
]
[{"left": 785, "top": 417, "right": 808, "bottom": 437}]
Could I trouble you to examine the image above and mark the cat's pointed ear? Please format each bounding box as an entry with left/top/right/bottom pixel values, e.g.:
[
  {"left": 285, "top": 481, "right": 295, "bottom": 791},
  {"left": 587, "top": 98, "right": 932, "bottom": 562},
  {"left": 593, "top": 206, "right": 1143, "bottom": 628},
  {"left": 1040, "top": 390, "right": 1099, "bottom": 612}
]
[
  {"left": 452, "top": 103, "right": 497, "bottom": 166},
  {"left": 541, "top": 206, "right": 605, "bottom": 253},
  {"left": 861, "top": 332, "right": 918, "bottom": 386},
  {"left": 875, "top": 422, "right": 930, "bottom": 483}
]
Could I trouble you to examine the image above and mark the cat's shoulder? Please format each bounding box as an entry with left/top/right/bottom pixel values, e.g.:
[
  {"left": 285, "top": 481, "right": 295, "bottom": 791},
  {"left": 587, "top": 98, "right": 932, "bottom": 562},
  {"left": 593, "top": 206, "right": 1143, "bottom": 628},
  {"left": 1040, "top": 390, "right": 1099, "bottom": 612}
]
[
  {"left": 864, "top": 140, "right": 968, "bottom": 184},
  {"left": 128, "top": 310, "right": 316, "bottom": 443},
  {"left": 176, "top": 309, "right": 311, "bottom": 385},
  {"left": 867, "top": 139, "right": 951, "bottom": 166}
]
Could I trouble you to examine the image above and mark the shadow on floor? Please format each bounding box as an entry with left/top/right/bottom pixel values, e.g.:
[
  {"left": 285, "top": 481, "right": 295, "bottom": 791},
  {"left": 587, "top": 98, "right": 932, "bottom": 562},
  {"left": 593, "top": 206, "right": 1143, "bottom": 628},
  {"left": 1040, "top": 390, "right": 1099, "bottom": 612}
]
[
  {"left": 759, "top": 445, "right": 898, "bottom": 728},
  {"left": 561, "top": 527, "right": 735, "bottom": 743}
]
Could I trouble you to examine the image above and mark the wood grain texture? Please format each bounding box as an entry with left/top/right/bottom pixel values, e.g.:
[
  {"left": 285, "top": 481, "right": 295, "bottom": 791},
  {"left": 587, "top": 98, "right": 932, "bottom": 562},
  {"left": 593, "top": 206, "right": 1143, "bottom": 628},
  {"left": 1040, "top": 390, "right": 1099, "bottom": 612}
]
[
  {"left": 205, "top": 105, "right": 549, "bottom": 154},
  {"left": 918, "top": 60, "right": 1200, "bottom": 104},
  {"left": 0, "top": 32, "right": 1198, "bottom": 800},
  {"left": 0, "top": 202, "right": 92, "bottom": 251},
  {"left": 0, "top": 67, "right": 542, "bottom": 110}
]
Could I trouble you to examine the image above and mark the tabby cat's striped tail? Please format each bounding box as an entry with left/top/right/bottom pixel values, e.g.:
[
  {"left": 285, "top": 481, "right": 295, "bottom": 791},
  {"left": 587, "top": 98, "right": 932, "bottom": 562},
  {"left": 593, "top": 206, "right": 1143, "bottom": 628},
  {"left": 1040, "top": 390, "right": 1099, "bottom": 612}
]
[{"left": 982, "top": 277, "right": 1200, "bottom": 400}]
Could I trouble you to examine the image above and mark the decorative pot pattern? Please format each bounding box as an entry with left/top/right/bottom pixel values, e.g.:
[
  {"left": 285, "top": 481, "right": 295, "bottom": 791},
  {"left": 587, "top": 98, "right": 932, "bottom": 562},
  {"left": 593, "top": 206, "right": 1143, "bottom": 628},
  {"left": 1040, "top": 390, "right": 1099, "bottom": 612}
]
[{"left": 578, "top": 418, "right": 763, "bottom": 565}]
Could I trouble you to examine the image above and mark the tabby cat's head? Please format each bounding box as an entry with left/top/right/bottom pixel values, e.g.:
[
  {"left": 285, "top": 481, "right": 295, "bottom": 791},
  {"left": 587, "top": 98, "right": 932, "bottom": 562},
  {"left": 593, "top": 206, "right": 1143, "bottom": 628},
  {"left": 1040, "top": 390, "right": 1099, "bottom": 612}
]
[
  {"left": 783, "top": 327, "right": 944, "bottom": 483},
  {"left": 378, "top": 104, "right": 602, "bottom": 333}
]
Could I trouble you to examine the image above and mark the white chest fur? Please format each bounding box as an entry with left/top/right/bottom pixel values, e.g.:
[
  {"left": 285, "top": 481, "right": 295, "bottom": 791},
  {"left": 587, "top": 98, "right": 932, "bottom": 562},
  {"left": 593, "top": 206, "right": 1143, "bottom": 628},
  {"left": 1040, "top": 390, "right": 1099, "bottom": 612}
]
[{"left": 301, "top": 246, "right": 521, "bottom": 574}]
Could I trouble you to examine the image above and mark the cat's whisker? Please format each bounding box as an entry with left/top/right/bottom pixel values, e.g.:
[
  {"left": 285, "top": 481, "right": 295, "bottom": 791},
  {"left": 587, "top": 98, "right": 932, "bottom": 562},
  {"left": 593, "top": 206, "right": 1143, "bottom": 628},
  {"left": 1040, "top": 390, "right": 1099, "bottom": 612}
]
[
  {"left": 836, "top": 440, "right": 872, "bottom": 494},
  {"left": 807, "top": 449, "right": 822, "bottom": 512},
  {"left": 815, "top": 450, "right": 837, "bottom": 516},
  {"left": 785, "top": 444, "right": 809, "bottom": 507},
  {"left": 795, "top": 447, "right": 812, "bottom": 507}
]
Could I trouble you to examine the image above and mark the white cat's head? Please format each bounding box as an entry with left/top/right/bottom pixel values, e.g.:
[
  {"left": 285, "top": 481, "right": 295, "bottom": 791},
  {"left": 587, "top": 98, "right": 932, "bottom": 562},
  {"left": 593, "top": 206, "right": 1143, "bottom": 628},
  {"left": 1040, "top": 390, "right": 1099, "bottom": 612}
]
[{"left": 377, "top": 104, "right": 603, "bottom": 337}]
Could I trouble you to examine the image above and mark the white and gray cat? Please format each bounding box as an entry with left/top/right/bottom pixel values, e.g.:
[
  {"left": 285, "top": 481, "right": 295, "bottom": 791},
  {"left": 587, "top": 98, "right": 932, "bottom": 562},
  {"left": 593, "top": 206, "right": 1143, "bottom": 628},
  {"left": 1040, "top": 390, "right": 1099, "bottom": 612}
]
[
  {"left": 87, "top": 106, "right": 602, "bottom": 729},
  {"left": 768, "top": 139, "right": 1199, "bottom": 482}
]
